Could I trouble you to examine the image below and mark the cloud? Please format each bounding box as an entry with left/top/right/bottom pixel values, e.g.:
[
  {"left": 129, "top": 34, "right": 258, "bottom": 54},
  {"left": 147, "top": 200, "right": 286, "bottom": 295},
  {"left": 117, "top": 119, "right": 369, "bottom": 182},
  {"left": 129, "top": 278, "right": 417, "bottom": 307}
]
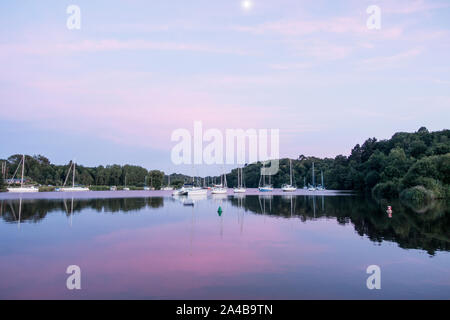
[
  {"left": 382, "top": 0, "right": 450, "bottom": 14},
  {"left": 0, "top": 39, "right": 250, "bottom": 57},
  {"left": 358, "top": 48, "right": 423, "bottom": 68}
]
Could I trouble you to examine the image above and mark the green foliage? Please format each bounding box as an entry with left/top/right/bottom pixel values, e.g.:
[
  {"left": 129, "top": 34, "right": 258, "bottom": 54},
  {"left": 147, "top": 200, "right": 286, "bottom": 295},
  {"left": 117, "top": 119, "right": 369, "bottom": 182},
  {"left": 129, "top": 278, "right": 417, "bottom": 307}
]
[
  {"left": 1, "top": 127, "right": 448, "bottom": 200},
  {"left": 89, "top": 186, "right": 110, "bottom": 191},
  {"left": 38, "top": 186, "right": 56, "bottom": 192},
  {"left": 400, "top": 186, "right": 434, "bottom": 203},
  {"left": 149, "top": 170, "right": 164, "bottom": 190},
  {"left": 372, "top": 181, "right": 400, "bottom": 199},
  {"left": 0, "top": 175, "right": 5, "bottom": 192},
  {"left": 217, "top": 127, "right": 450, "bottom": 200}
]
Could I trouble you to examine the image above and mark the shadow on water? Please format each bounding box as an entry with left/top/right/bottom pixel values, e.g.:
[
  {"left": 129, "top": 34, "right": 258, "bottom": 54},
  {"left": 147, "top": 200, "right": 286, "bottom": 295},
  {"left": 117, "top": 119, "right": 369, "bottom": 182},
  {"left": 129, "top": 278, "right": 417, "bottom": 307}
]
[{"left": 0, "top": 194, "right": 449, "bottom": 256}]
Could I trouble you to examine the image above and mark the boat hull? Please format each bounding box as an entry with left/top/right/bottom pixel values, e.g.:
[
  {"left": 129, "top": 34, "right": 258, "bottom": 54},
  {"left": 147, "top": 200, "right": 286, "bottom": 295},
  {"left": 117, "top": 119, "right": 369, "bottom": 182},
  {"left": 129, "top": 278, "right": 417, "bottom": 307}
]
[
  {"left": 211, "top": 188, "right": 227, "bottom": 194},
  {"left": 59, "top": 187, "right": 90, "bottom": 192},
  {"left": 7, "top": 187, "right": 39, "bottom": 193}
]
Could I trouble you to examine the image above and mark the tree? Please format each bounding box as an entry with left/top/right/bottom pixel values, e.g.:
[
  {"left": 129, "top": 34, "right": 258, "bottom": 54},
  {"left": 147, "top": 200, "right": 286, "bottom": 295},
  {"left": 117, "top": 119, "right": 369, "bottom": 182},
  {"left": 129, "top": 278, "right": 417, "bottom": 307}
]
[
  {"left": 149, "top": 170, "right": 164, "bottom": 190},
  {"left": 0, "top": 174, "right": 5, "bottom": 191}
]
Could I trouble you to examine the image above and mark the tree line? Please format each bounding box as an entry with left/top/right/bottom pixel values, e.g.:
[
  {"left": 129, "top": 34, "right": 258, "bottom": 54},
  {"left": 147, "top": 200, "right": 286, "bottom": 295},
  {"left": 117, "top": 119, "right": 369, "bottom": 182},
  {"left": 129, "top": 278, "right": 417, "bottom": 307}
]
[{"left": 1, "top": 127, "right": 449, "bottom": 200}]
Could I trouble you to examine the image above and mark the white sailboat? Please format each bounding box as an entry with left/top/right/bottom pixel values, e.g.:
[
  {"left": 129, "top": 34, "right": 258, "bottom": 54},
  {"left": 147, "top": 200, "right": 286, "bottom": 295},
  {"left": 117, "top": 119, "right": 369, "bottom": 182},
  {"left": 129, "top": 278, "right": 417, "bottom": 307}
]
[
  {"left": 233, "top": 167, "right": 246, "bottom": 193},
  {"left": 162, "top": 174, "right": 174, "bottom": 191},
  {"left": 316, "top": 170, "right": 326, "bottom": 191},
  {"left": 282, "top": 159, "right": 297, "bottom": 192},
  {"left": 60, "top": 161, "right": 89, "bottom": 192},
  {"left": 258, "top": 163, "right": 273, "bottom": 192},
  {"left": 7, "top": 155, "right": 39, "bottom": 193},
  {"left": 188, "top": 175, "right": 207, "bottom": 196},
  {"left": 212, "top": 172, "right": 228, "bottom": 194},
  {"left": 308, "top": 162, "right": 316, "bottom": 191}
]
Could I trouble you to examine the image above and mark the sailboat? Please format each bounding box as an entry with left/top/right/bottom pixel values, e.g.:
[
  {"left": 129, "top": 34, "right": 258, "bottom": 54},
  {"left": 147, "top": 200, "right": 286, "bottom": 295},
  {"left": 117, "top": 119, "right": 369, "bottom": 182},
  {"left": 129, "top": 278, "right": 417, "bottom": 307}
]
[
  {"left": 123, "top": 173, "right": 130, "bottom": 191},
  {"left": 172, "top": 181, "right": 192, "bottom": 196},
  {"left": 316, "top": 170, "right": 326, "bottom": 191},
  {"left": 188, "top": 174, "right": 208, "bottom": 196},
  {"left": 212, "top": 172, "right": 228, "bottom": 194},
  {"left": 282, "top": 159, "right": 297, "bottom": 192},
  {"left": 162, "top": 174, "right": 174, "bottom": 191},
  {"left": 258, "top": 163, "right": 273, "bottom": 192},
  {"left": 308, "top": 162, "right": 316, "bottom": 191},
  {"left": 7, "top": 155, "right": 39, "bottom": 193},
  {"left": 233, "top": 167, "right": 246, "bottom": 193},
  {"left": 60, "top": 161, "right": 89, "bottom": 192}
]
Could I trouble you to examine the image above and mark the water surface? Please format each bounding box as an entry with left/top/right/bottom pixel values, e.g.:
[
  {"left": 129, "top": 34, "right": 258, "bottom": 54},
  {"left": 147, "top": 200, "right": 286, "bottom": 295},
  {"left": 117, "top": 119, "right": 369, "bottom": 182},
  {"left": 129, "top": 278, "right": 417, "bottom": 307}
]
[{"left": 0, "top": 190, "right": 449, "bottom": 299}]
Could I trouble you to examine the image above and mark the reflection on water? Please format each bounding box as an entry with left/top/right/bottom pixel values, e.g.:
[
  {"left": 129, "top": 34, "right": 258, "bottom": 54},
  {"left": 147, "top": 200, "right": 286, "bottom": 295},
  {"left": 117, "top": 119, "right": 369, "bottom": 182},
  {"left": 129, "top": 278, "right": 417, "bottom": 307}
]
[
  {"left": 2, "top": 195, "right": 448, "bottom": 255},
  {"left": 0, "top": 193, "right": 449, "bottom": 299}
]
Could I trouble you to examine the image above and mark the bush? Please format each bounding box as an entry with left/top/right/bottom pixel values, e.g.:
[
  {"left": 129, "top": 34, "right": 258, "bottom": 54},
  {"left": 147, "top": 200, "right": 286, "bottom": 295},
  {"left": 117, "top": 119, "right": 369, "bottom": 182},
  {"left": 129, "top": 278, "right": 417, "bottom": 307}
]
[
  {"left": 39, "top": 186, "right": 55, "bottom": 192},
  {"left": 400, "top": 186, "right": 434, "bottom": 203},
  {"left": 372, "top": 181, "right": 399, "bottom": 199},
  {"left": 89, "top": 186, "right": 110, "bottom": 191}
]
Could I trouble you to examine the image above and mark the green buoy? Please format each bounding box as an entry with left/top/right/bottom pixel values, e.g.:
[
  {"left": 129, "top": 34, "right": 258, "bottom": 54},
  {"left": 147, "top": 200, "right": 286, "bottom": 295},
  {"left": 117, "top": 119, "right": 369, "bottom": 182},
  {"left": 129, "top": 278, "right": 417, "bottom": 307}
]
[{"left": 218, "top": 206, "right": 223, "bottom": 216}]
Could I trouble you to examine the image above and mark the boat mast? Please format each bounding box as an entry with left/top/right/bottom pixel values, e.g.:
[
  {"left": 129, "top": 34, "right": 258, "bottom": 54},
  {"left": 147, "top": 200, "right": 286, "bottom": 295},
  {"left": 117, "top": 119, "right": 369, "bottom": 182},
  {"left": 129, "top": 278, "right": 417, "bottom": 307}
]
[
  {"left": 21, "top": 154, "right": 25, "bottom": 188},
  {"left": 321, "top": 170, "right": 324, "bottom": 188},
  {"left": 312, "top": 162, "right": 315, "bottom": 187},
  {"left": 237, "top": 167, "right": 240, "bottom": 188},
  {"left": 72, "top": 162, "right": 76, "bottom": 187},
  {"left": 289, "top": 159, "right": 293, "bottom": 186}
]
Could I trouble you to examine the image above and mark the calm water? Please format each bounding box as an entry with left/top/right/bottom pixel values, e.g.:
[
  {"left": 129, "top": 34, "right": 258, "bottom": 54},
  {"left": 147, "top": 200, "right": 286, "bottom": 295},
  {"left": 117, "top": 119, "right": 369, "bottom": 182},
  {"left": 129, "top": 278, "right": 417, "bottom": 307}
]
[{"left": 0, "top": 190, "right": 449, "bottom": 300}]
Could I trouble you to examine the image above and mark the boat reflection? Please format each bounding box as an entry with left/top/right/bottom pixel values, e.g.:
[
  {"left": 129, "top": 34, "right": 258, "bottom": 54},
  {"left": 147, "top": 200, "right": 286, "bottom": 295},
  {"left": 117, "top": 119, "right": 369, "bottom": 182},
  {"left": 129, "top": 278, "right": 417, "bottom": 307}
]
[{"left": 0, "top": 194, "right": 449, "bottom": 255}]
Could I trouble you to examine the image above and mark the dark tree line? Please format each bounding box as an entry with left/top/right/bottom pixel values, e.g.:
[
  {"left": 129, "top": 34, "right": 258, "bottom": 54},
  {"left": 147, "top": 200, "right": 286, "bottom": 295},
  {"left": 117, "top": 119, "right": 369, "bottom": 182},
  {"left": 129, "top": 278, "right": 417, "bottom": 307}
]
[
  {"left": 220, "top": 127, "right": 449, "bottom": 200},
  {"left": 1, "top": 127, "right": 449, "bottom": 198}
]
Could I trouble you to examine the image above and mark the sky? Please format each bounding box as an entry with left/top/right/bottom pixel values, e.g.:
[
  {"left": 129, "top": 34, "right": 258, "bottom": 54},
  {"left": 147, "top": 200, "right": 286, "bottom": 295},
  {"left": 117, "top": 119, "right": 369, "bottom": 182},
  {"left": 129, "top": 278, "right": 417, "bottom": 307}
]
[{"left": 0, "top": 0, "right": 449, "bottom": 175}]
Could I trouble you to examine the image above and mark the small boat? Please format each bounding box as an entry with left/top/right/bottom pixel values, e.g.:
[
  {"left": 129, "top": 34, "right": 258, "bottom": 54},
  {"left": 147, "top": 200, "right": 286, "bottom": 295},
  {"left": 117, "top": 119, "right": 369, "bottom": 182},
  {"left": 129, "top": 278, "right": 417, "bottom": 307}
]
[
  {"left": 281, "top": 159, "right": 297, "bottom": 192},
  {"left": 60, "top": 161, "right": 89, "bottom": 192},
  {"left": 7, "top": 155, "right": 39, "bottom": 193},
  {"left": 123, "top": 187, "right": 130, "bottom": 191},
  {"left": 110, "top": 186, "right": 117, "bottom": 191},
  {"left": 183, "top": 198, "right": 195, "bottom": 206}
]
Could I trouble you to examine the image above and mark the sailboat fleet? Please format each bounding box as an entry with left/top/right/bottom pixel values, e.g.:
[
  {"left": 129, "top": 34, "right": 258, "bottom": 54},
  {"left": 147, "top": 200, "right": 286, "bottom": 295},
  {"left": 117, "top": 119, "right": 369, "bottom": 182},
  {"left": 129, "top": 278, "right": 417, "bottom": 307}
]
[
  {"left": 171, "top": 159, "right": 326, "bottom": 197},
  {"left": 3, "top": 156, "right": 325, "bottom": 195}
]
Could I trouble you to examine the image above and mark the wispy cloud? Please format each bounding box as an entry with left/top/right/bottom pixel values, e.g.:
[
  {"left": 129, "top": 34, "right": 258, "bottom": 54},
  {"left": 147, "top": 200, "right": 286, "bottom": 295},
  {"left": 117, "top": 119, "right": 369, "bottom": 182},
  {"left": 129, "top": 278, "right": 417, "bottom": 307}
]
[
  {"left": 381, "top": 0, "right": 450, "bottom": 14},
  {"left": 0, "top": 39, "right": 250, "bottom": 56},
  {"left": 358, "top": 48, "right": 423, "bottom": 68}
]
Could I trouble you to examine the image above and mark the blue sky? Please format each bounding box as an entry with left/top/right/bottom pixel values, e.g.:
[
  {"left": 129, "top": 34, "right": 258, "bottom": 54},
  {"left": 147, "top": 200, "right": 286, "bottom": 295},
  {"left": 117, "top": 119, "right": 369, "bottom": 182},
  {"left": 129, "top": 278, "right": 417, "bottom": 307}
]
[{"left": 0, "top": 0, "right": 449, "bottom": 174}]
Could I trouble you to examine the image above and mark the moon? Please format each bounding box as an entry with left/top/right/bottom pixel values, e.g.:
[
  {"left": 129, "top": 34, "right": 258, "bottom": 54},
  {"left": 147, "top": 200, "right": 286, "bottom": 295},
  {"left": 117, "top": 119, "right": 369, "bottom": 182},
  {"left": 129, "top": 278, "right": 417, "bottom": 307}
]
[{"left": 241, "top": 0, "right": 253, "bottom": 11}]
